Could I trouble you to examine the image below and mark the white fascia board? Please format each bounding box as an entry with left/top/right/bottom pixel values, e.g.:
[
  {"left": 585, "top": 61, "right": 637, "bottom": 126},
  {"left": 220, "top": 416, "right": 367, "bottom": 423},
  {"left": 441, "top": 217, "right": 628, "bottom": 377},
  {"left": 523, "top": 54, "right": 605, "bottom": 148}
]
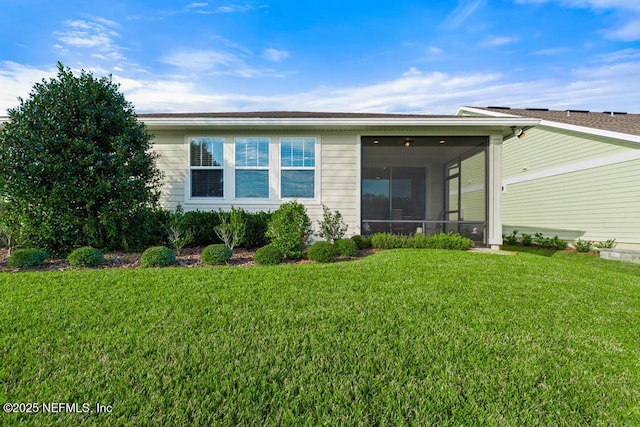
[{"left": 141, "top": 116, "right": 539, "bottom": 130}]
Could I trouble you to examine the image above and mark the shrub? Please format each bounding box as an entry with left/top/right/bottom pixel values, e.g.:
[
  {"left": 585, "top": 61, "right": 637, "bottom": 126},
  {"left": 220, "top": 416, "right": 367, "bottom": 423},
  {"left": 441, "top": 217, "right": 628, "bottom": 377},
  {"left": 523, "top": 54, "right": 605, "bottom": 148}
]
[
  {"left": 266, "top": 202, "right": 312, "bottom": 260},
  {"left": 215, "top": 207, "right": 247, "bottom": 251},
  {"left": 166, "top": 205, "right": 193, "bottom": 255},
  {"left": 574, "top": 239, "right": 593, "bottom": 253},
  {"left": 595, "top": 239, "right": 616, "bottom": 249},
  {"left": 405, "top": 233, "right": 431, "bottom": 248},
  {"left": 141, "top": 246, "right": 176, "bottom": 268},
  {"left": 533, "top": 232, "right": 567, "bottom": 249},
  {"left": 334, "top": 238, "right": 358, "bottom": 257},
  {"left": 503, "top": 229, "right": 519, "bottom": 246},
  {"left": 550, "top": 236, "right": 568, "bottom": 250},
  {"left": 521, "top": 233, "right": 533, "bottom": 246},
  {"left": 67, "top": 246, "right": 104, "bottom": 268},
  {"left": 317, "top": 205, "right": 348, "bottom": 242},
  {"left": 0, "top": 63, "right": 163, "bottom": 253},
  {"left": 242, "top": 211, "right": 272, "bottom": 249},
  {"left": 371, "top": 233, "right": 405, "bottom": 249},
  {"left": 351, "top": 235, "right": 372, "bottom": 250},
  {"left": 307, "top": 241, "right": 337, "bottom": 263},
  {"left": 201, "top": 244, "right": 233, "bottom": 265},
  {"left": 254, "top": 244, "right": 284, "bottom": 266},
  {"left": 181, "top": 210, "right": 222, "bottom": 246},
  {"left": 426, "top": 233, "right": 473, "bottom": 251},
  {"left": 7, "top": 249, "right": 49, "bottom": 268}
]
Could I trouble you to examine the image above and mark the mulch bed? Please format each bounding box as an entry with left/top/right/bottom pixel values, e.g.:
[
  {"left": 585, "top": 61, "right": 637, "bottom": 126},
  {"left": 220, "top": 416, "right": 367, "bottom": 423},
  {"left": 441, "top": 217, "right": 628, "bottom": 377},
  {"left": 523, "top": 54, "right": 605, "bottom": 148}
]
[{"left": 0, "top": 247, "right": 379, "bottom": 272}]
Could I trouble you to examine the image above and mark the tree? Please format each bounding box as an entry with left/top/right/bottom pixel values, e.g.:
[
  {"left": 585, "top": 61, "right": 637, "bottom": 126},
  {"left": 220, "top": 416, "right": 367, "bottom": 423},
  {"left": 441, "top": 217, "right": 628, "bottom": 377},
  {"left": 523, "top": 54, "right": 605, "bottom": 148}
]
[{"left": 0, "top": 62, "right": 163, "bottom": 252}]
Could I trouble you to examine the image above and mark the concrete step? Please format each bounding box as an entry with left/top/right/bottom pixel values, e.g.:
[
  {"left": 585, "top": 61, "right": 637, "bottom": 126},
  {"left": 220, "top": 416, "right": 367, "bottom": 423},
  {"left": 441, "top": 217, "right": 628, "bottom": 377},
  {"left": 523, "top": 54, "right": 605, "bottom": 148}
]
[{"left": 598, "top": 249, "right": 640, "bottom": 264}]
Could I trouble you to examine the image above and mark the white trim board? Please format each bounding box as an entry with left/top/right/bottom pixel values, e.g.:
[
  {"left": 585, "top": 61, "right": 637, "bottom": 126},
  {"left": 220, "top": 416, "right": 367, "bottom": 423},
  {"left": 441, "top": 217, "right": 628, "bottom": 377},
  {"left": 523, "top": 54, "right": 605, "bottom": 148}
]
[{"left": 503, "top": 150, "right": 640, "bottom": 186}]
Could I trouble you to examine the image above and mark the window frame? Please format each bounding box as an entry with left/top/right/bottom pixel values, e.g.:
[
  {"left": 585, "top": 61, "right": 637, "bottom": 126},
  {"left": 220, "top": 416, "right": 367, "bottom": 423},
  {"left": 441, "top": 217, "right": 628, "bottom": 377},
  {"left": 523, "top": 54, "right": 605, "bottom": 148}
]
[
  {"left": 234, "top": 137, "right": 271, "bottom": 199},
  {"left": 188, "top": 136, "right": 225, "bottom": 199},
  {"left": 279, "top": 137, "right": 318, "bottom": 200}
]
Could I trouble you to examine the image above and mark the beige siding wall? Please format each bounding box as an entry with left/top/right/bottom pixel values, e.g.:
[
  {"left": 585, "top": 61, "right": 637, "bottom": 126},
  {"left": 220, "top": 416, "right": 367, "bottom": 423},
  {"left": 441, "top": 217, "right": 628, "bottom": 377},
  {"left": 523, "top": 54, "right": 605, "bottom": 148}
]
[
  {"left": 502, "top": 126, "right": 640, "bottom": 246},
  {"left": 150, "top": 130, "right": 361, "bottom": 237}
]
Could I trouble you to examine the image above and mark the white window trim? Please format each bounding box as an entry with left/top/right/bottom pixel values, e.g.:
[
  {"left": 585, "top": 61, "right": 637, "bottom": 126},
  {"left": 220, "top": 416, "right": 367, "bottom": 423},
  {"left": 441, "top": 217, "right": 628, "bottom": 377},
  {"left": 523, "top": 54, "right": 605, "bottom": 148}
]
[
  {"left": 187, "top": 136, "right": 225, "bottom": 201},
  {"left": 279, "top": 136, "right": 320, "bottom": 201},
  {"left": 234, "top": 137, "right": 271, "bottom": 200}
]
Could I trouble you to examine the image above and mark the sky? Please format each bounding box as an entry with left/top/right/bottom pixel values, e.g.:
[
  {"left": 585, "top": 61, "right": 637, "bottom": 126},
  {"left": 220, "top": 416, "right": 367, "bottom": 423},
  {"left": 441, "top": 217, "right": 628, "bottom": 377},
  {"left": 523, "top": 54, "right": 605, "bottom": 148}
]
[{"left": 1, "top": 0, "right": 639, "bottom": 115}]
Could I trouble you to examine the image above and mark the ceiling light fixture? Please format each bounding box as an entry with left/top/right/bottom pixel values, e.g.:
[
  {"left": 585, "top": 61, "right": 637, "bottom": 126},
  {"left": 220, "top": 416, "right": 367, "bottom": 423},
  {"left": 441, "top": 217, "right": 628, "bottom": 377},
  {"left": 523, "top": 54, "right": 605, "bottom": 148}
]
[
  {"left": 373, "top": 139, "right": 380, "bottom": 144},
  {"left": 403, "top": 138, "right": 413, "bottom": 148}
]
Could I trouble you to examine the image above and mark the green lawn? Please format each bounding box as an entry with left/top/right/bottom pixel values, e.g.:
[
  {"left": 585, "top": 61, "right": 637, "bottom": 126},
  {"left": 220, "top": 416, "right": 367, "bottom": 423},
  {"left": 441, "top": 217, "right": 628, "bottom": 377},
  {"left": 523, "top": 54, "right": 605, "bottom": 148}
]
[{"left": 1, "top": 249, "right": 639, "bottom": 425}]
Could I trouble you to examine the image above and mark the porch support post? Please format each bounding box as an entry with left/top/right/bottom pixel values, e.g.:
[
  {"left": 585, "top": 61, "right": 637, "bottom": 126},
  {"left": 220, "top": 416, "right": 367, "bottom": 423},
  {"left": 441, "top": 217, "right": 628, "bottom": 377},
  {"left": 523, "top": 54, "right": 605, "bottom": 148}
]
[{"left": 487, "top": 134, "right": 503, "bottom": 249}]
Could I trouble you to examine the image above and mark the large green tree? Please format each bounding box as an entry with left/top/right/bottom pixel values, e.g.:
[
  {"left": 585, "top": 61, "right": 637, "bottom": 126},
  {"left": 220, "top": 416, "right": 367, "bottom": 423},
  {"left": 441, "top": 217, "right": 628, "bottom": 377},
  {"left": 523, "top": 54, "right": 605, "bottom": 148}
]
[{"left": 0, "top": 62, "right": 163, "bottom": 252}]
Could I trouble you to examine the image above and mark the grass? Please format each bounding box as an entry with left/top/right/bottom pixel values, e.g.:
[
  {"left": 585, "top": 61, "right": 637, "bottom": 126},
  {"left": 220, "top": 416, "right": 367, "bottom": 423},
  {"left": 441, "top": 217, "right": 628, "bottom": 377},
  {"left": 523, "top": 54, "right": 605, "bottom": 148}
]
[{"left": 1, "top": 249, "right": 639, "bottom": 425}]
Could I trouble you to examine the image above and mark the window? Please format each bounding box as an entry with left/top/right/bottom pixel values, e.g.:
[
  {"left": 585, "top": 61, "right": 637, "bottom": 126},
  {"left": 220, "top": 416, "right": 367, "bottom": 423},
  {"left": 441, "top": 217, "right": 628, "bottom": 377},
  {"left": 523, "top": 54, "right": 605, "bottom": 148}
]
[
  {"left": 235, "top": 137, "right": 269, "bottom": 198},
  {"left": 281, "top": 137, "right": 315, "bottom": 198},
  {"left": 190, "top": 137, "right": 224, "bottom": 198}
]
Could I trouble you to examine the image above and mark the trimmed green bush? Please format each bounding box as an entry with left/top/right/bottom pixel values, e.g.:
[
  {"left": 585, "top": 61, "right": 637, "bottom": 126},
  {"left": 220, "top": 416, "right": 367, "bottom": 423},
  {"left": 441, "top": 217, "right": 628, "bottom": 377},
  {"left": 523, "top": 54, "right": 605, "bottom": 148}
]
[
  {"left": 426, "top": 233, "right": 473, "bottom": 250},
  {"left": 67, "top": 246, "right": 104, "bottom": 268},
  {"left": 405, "top": 233, "right": 431, "bottom": 248},
  {"left": 371, "top": 233, "right": 405, "bottom": 249},
  {"left": 307, "top": 241, "right": 337, "bottom": 263},
  {"left": 242, "top": 211, "right": 272, "bottom": 249},
  {"left": 201, "top": 244, "right": 233, "bottom": 265},
  {"left": 140, "top": 246, "right": 176, "bottom": 268},
  {"left": 266, "top": 202, "right": 312, "bottom": 260},
  {"left": 6, "top": 248, "right": 49, "bottom": 268},
  {"left": 334, "top": 238, "right": 358, "bottom": 257},
  {"left": 351, "top": 235, "right": 372, "bottom": 250},
  {"left": 254, "top": 244, "right": 284, "bottom": 266}
]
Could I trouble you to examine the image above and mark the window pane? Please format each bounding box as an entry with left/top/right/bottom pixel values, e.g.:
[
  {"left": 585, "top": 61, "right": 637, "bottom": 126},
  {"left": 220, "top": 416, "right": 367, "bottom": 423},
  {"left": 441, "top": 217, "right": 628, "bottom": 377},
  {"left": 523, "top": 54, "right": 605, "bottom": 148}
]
[
  {"left": 281, "top": 138, "right": 315, "bottom": 167},
  {"left": 191, "top": 170, "right": 223, "bottom": 197},
  {"left": 282, "top": 170, "right": 314, "bottom": 198},
  {"left": 236, "top": 138, "right": 269, "bottom": 167},
  {"left": 236, "top": 170, "right": 269, "bottom": 198},
  {"left": 191, "top": 137, "right": 223, "bottom": 167}
]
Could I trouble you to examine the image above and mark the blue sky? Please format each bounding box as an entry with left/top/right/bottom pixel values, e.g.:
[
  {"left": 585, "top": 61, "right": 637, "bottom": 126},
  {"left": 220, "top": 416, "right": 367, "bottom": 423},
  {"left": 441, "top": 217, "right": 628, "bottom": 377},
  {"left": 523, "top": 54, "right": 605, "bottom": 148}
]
[{"left": 1, "top": 0, "right": 639, "bottom": 114}]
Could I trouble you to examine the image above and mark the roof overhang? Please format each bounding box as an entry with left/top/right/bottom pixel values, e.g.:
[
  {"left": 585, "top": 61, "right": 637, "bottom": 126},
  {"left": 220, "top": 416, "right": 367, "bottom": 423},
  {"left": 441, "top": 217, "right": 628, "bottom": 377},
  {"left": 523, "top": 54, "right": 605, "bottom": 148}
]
[
  {"left": 139, "top": 115, "right": 539, "bottom": 137},
  {"left": 457, "top": 106, "right": 640, "bottom": 144}
]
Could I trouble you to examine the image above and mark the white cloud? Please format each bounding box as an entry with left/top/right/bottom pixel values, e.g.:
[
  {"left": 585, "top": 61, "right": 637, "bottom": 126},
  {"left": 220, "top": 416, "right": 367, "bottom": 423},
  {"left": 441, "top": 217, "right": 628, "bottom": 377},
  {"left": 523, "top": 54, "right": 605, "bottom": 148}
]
[
  {"left": 480, "top": 36, "right": 519, "bottom": 47},
  {"left": 161, "top": 48, "right": 286, "bottom": 78},
  {"left": 0, "top": 62, "right": 57, "bottom": 114},
  {"left": 262, "top": 48, "right": 289, "bottom": 62},
  {"left": 54, "top": 18, "right": 125, "bottom": 60},
  {"left": 442, "top": 0, "right": 486, "bottom": 29}
]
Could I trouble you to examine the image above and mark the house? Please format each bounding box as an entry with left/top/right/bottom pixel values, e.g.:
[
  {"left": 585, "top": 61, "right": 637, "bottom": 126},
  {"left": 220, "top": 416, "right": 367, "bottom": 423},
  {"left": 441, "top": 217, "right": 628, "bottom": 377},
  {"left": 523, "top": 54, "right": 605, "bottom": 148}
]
[
  {"left": 140, "top": 111, "right": 538, "bottom": 249},
  {"left": 457, "top": 107, "right": 640, "bottom": 249}
]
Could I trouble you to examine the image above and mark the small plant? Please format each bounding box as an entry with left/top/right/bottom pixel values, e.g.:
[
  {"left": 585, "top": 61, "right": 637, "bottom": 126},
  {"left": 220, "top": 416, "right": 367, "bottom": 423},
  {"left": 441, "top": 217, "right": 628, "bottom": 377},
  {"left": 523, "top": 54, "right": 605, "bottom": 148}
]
[
  {"left": 307, "top": 241, "right": 337, "bottom": 263},
  {"left": 317, "top": 205, "right": 348, "bottom": 242},
  {"left": 334, "top": 238, "right": 358, "bottom": 257},
  {"left": 521, "top": 233, "right": 532, "bottom": 246},
  {"left": 427, "top": 232, "right": 474, "bottom": 251},
  {"left": 67, "top": 246, "right": 104, "bottom": 268},
  {"left": 254, "top": 244, "right": 284, "bottom": 265},
  {"left": 351, "top": 235, "right": 372, "bottom": 250},
  {"left": 503, "top": 229, "right": 519, "bottom": 246},
  {"left": 166, "top": 204, "right": 194, "bottom": 255},
  {"left": 266, "top": 202, "right": 312, "bottom": 260},
  {"left": 201, "top": 244, "right": 233, "bottom": 265},
  {"left": 141, "top": 246, "right": 176, "bottom": 268},
  {"left": 549, "top": 236, "right": 568, "bottom": 250},
  {"left": 7, "top": 248, "right": 49, "bottom": 268},
  {"left": 595, "top": 239, "right": 616, "bottom": 249},
  {"left": 215, "top": 207, "right": 247, "bottom": 251},
  {"left": 574, "top": 239, "right": 593, "bottom": 253}
]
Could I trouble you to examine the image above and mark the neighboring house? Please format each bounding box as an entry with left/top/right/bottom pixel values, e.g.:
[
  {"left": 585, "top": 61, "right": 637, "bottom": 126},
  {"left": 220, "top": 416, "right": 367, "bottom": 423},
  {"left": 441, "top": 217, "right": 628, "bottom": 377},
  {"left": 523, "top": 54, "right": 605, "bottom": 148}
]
[
  {"left": 139, "top": 112, "right": 538, "bottom": 249},
  {"left": 458, "top": 107, "right": 640, "bottom": 249}
]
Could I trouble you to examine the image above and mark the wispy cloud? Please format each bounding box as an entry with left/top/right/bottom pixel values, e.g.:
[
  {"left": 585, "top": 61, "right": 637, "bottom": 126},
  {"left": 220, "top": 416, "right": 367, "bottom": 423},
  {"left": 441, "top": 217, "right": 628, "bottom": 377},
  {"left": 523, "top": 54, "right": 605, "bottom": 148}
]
[
  {"left": 161, "top": 48, "right": 286, "bottom": 78},
  {"left": 442, "top": 0, "right": 486, "bottom": 29},
  {"left": 532, "top": 47, "right": 570, "bottom": 55},
  {"left": 479, "top": 36, "right": 518, "bottom": 47},
  {"left": 54, "top": 17, "right": 125, "bottom": 61},
  {"left": 262, "top": 48, "right": 289, "bottom": 62}
]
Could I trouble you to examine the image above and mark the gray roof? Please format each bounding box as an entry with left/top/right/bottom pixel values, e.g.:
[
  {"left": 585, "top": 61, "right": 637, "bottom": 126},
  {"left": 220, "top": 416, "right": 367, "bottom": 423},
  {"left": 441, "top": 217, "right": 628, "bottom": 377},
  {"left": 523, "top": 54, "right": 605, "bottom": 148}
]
[{"left": 469, "top": 107, "right": 640, "bottom": 137}]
